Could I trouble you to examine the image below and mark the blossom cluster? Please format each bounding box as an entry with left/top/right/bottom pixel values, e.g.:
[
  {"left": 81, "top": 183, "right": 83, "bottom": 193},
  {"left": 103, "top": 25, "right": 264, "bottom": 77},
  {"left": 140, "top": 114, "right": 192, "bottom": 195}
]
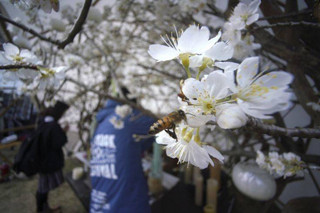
[
  {"left": 256, "top": 151, "right": 305, "bottom": 178},
  {"left": 148, "top": 22, "right": 293, "bottom": 168},
  {"left": 222, "top": 0, "right": 261, "bottom": 60},
  {"left": 0, "top": 43, "right": 66, "bottom": 90},
  {"left": 11, "top": 0, "right": 59, "bottom": 13},
  {"left": 109, "top": 105, "right": 133, "bottom": 130}
]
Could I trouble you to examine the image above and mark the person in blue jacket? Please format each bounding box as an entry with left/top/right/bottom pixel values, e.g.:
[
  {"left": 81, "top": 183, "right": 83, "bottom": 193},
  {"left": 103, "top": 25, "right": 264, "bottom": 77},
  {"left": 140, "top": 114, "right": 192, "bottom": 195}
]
[{"left": 90, "top": 88, "right": 155, "bottom": 213}]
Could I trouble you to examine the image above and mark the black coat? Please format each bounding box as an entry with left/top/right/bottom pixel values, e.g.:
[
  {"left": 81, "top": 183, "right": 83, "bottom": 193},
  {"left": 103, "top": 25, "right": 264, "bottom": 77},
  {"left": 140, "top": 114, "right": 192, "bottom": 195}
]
[{"left": 38, "top": 121, "right": 67, "bottom": 173}]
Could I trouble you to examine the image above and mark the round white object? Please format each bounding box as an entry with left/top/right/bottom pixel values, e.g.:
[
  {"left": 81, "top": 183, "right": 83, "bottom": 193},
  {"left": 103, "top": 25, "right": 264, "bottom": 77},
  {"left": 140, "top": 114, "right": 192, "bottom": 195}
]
[{"left": 232, "top": 163, "right": 276, "bottom": 201}]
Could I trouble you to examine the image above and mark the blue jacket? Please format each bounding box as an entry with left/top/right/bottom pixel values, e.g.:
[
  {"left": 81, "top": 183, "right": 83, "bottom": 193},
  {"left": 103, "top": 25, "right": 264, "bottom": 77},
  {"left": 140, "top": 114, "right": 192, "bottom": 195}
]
[{"left": 90, "top": 100, "right": 155, "bottom": 213}]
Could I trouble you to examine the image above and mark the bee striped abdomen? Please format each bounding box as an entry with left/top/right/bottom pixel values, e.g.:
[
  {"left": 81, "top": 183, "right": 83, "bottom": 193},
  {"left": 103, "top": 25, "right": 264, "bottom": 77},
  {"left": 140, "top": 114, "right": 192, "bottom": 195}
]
[
  {"left": 149, "top": 117, "right": 174, "bottom": 135},
  {"left": 148, "top": 110, "right": 186, "bottom": 137}
]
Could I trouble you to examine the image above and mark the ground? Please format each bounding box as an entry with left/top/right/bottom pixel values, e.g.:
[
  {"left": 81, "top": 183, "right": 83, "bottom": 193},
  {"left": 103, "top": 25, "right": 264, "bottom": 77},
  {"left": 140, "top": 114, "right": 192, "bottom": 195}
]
[{"left": 0, "top": 137, "right": 87, "bottom": 213}]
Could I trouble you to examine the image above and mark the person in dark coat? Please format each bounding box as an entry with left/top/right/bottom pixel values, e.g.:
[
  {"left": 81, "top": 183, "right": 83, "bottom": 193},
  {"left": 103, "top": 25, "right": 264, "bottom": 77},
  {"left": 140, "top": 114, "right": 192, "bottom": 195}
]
[
  {"left": 90, "top": 88, "right": 155, "bottom": 213},
  {"left": 36, "top": 101, "right": 69, "bottom": 213}
]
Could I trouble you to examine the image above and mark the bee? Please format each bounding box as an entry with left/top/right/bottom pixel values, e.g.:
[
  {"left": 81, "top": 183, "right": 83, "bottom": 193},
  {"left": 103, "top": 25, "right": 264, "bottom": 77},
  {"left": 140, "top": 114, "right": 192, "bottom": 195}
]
[{"left": 149, "top": 110, "right": 186, "bottom": 139}]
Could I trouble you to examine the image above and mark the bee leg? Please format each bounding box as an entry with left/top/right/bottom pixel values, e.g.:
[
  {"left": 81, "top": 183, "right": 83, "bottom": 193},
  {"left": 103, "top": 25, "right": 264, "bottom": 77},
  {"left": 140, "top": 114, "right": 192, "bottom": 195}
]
[{"left": 165, "top": 129, "right": 177, "bottom": 140}]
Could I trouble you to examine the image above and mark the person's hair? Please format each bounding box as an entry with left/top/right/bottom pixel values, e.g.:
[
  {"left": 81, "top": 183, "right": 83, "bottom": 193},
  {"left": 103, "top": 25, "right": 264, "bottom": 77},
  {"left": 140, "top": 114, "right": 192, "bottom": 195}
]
[
  {"left": 121, "top": 87, "right": 137, "bottom": 103},
  {"left": 44, "top": 101, "right": 69, "bottom": 121}
]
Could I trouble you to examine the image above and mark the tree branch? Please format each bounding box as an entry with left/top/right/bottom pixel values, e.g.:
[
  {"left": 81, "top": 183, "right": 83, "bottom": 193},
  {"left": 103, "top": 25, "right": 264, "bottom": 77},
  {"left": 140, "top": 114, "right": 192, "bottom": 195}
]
[
  {"left": 258, "top": 9, "right": 312, "bottom": 21},
  {"left": 252, "top": 21, "right": 320, "bottom": 30},
  {"left": 247, "top": 118, "right": 320, "bottom": 138},
  {"left": 0, "top": 64, "right": 39, "bottom": 70},
  {"left": 0, "top": 0, "right": 92, "bottom": 49}
]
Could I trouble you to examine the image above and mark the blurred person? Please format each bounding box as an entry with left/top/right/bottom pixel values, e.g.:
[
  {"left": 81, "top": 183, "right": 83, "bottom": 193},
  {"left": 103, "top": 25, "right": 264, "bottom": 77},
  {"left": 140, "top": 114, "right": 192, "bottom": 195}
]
[
  {"left": 90, "top": 87, "right": 155, "bottom": 213},
  {"left": 36, "top": 101, "right": 69, "bottom": 213}
]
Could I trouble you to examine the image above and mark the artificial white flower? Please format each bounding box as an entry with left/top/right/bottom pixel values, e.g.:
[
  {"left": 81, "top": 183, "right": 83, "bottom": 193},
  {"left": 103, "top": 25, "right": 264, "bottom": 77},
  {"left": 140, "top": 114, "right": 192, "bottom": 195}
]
[
  {"left": 231, "top": 57, "right": 293, "bottom": 119},
  {"left": 229, "top": 0, "right": 261, "bottom": 30},
  {"left": 181, "top": 71, "right": 232, "bottom": 127},
  {"left": 156, "top": 125, "right": 224, "bottom": 169},
  {"left": 115, "top": 105, "right": 132, "bottom": 119},
  {"left": 109, "top": 116, "right": 124, "bottom": 129},
  {"left": 37, "top": 66, "right": 66, "bottom": 89},
  {"left": 216, "top": 103, "right": 248, "bottom": 129},
  {"left": 0, "top": 43, "right": 41, "bottom": 65}
]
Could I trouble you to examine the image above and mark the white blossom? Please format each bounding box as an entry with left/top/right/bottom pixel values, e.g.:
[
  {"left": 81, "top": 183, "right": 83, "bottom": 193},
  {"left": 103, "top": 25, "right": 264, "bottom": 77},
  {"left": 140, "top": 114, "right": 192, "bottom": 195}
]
[
  {"left": 231, "top": 57, "right": 293, "bottom": 119},
  {"left": 255, "top": 151, "right": 305, "bottom": 178},
  {"left": 156, "top": 125, "right": 224, "bottom": 169},
  {"left": 181, "top": 71, "right": 232, "bottom": 128},
  {"left": 109, "top": 116, "right": 124, "bottom": 129},
  {"left": 37, "top": 66, "right": 66, "bottom": 89},
  {"left": 148, "top": 25, "right": 233, "bottom": 70},
  {"left": 115, "top": 105, "right": 133, "bottom": 119},
  {"left": 229, "top": 0, "right": 261, "bottom": 30},
  {"left": 0, "top": 43, "right": 41, "bottom": 65}
]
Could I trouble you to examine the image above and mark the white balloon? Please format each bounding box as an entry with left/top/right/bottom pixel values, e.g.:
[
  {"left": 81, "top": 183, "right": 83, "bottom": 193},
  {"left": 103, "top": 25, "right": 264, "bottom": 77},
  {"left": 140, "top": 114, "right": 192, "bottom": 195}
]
[{"left": 232, "top": 163, "right": 276, "bottom": 201}]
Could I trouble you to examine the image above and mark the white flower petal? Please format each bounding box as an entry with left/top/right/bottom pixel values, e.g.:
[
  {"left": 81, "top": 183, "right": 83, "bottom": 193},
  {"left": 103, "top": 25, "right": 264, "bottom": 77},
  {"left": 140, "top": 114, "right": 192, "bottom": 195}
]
[
  {"left": 182, "top": 78, "right": 204, "bottom": 99},
  {"left": 178, "top": 25, "right": 210, "bottom": 53},
  {"left": 247, "top": 14, "right": 259, "bottom": 25},
  {"left": 215, "top": 61, "right": 239, "bottom": 72},
  {"left": 204, "top": 71, "right": 230, "bottom": 99},
  {"left": 148, "top": 44, "right": 179, "bottom": 61},
  {"left": 237, "top": 57, "right": 259, "bottom": 88},
  {"left": 255, "top": 71, "right": 294, "bottom": 89},
  {"left": 205, "top": 42, "right": 234, "bottom": 61},
  {"left": 181, "top": 105, "right": 215, "bottom": 127},
  {"left": 3, "top": 43, "right": 19, "bottom": 58},
  {"left": 0, "top": 53, "right": 11, "bottom": 65},
  {"left": 189, "top": 55, "right": 204, "bottom": 68},
  {"left": 248, "top": 0, "right": 261, "bottom": 14},
  {"left": 216, "top": 104, "right": 248, "bottom": 129},
  {"left": 203, "top": 145, "right": 224, "bottom": 162},
  {"left": 207, "top": 31, "right": 221, "bottom": 49}
]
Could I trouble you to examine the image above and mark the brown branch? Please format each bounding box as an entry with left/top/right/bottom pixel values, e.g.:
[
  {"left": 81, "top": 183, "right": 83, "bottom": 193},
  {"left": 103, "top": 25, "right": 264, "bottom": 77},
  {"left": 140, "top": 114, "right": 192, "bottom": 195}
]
[
  {"left": 0, "top": 0, "right": 92, "bottom": 49},
  {"left": 0, "top": 13, "right": 60, "bottom": 45},
  {"left": 58, "top": 0, "right": 92, "bottom": 49},
  {"left": 252, "top": 21, "right": 320, "bottom": 30},
  {"left": 0, "top": 64, "right": 39, "bottom": 70},
  {"left": 258, "top": 9, "right": 312, "bottom": 21},
  {"left": 247, "top": 118, "right": 320, "bottom": 138}
]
